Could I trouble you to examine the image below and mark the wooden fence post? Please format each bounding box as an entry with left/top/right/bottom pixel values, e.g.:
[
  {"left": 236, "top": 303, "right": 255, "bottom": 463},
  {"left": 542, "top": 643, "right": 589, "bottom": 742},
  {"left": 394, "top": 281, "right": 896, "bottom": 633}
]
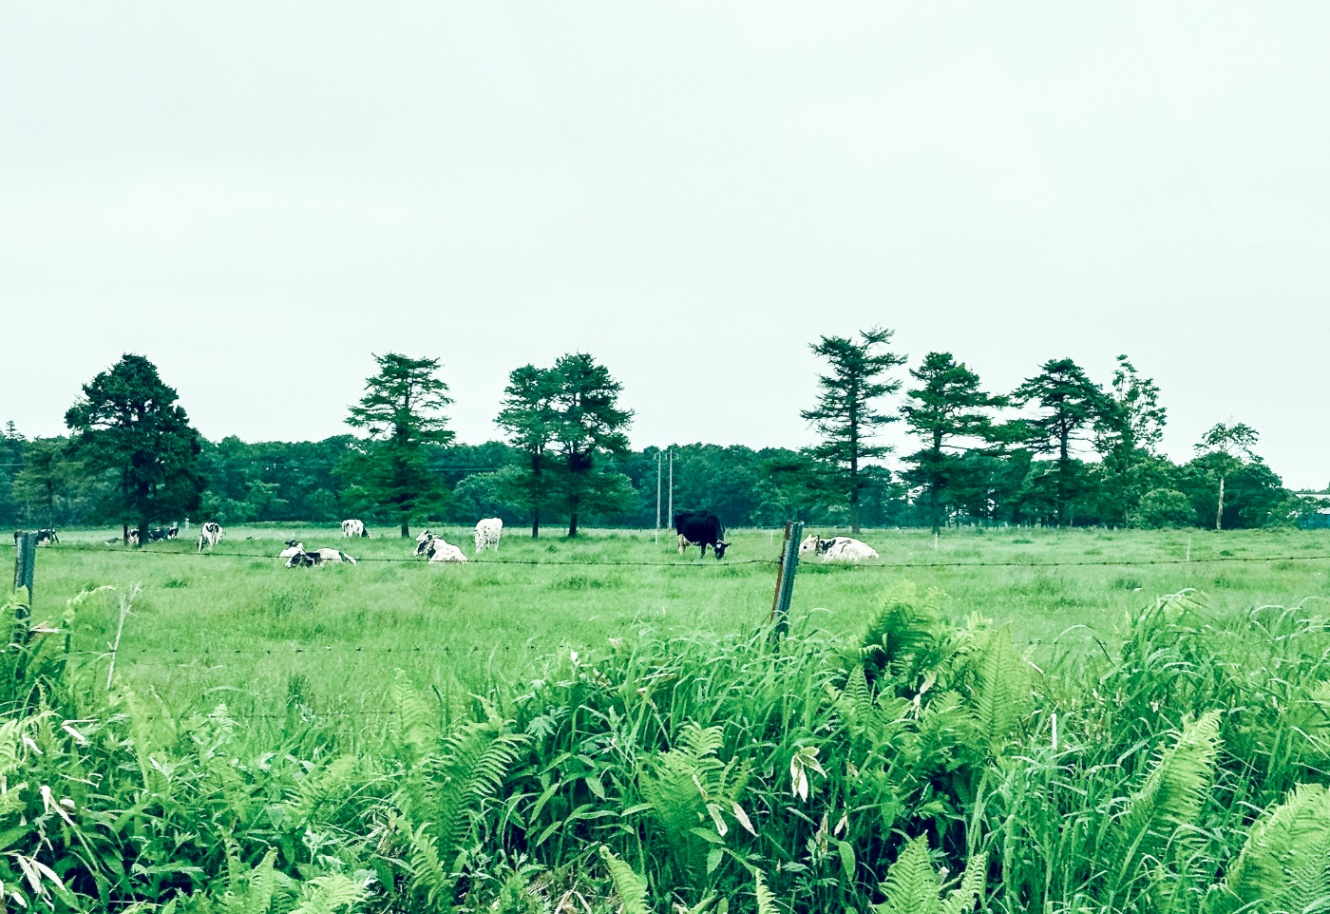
[
  {"left": 770, "top": 521, "right": 803, "bottom": 643},
  {"left": 11, "top": 531, "right": 36, "bottom": 660}
]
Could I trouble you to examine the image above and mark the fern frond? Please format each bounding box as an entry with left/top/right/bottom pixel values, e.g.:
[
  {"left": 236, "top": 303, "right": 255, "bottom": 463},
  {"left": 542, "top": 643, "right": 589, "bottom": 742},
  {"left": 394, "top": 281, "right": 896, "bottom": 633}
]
[
  {"left": 1213, "top": 783, "right": 1330, "bottom": 914},
  {"left": 970, "top": 628, "right": 1031, "bottom": 753},
  {"left": 290, "top": 874, "right": 368, "bottom": 914},
  {"left": 876, "top": 835, "right": 941, "bottom": 914},
  {"left": 1111, "top": 710, "right": 1221, "bottom": 879},
  {"left": 755, "top": 870, "right": 779, "bottom": 914},
  {"left": 390, "top": 669, "right": 440, "bottom": 760},
  {"left": 939, "top": 855, "right": 985, "bottom": 914},
  {"left": 599, "top": 846, "right": 650, "bottom": 914}
]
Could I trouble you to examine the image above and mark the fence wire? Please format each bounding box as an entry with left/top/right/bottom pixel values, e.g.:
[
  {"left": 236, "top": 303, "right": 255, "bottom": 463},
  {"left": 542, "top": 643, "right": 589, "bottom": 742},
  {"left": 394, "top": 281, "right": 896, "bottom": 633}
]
[{"left": 3, "top": 538, "right": 1329, "bottom": 569}]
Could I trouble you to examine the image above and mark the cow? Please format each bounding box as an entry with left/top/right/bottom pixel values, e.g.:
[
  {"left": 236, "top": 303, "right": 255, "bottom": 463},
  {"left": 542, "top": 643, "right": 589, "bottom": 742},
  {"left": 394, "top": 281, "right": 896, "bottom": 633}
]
[
  {"left": 813, "top": 536, "right": 880, "bottom": 563},
  {"left": 474, "top": 518, "right": 502, "bottom": 553},
  {"left": 13, "top": 529, "right": 59, "bottom": 546},
  {"left": 279, "top": 540, "right": 304, "bottom": 560},
  {"left": 673, "top": 511, "right": 730, "bottom": 560},
  {"left": 196, "top": 521, "right": 223, "bottom": 552},
  {"left": 414, "top": 532, "right": 467, "bottom": 563},
  {"left": 413, "top": 529, "right": 436, "bottom": 557},
  {"left": 341, "top": 519, "right": 368, "bottom": 538},
  {"left": 148, "top": 525, "right": 178, "bottom": 542},
  {"left": 285, "top": 546, "right": 357, "bottom": 567}
]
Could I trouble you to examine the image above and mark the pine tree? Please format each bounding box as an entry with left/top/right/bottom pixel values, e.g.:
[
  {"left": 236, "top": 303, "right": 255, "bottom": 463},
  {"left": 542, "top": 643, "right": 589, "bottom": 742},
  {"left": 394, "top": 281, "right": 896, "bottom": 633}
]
[
  {"left": 549, "top": 353, "right": 633, "bottom": 537},
  {"left": 901, "top": 352, "right": 1005, "bottom": 535},
  {"left": 64, "top": 354, "right": 206, "bottom": 546},
  {"left": 1012, "top": 358, "right": 1107, "bottom": 527},
  {"left": 345, "top": 353, "right": 454, "bottom": 538},
  {"left": 801, "top": 327, "right": 906, "bottom": 534},
  {"left": 495, "top": 365, "right": 561, "bottom": 537}
]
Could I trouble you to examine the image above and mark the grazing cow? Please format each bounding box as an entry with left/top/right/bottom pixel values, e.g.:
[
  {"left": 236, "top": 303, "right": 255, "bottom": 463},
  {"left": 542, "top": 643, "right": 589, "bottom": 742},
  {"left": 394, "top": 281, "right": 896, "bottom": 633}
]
[
  {"left": 196, "top": 522, "right": 223, "bottom": 552},
  {"left": 474, "top": 518, "right": 503, "bottom": 553},
  {"left": 13, "top": 529, "right": 59, "bottom": 546},
  {"left": 341, "top": 519, "right": 368, "bottom": 538},
  {"left": 673, "top": 511, "right": 730, "bottom": 560}
]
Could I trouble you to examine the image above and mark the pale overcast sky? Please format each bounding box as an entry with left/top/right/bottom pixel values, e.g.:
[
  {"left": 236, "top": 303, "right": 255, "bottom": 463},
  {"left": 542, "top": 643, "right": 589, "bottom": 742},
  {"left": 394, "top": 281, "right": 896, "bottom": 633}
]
[{"left": 2, "top": 3, "right": 1327, "bottom": 487}]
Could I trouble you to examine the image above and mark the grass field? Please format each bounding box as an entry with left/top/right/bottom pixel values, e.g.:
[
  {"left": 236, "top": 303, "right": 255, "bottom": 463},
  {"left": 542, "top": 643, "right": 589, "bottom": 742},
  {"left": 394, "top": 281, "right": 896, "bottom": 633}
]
[
  {"left": 8, "top": 524, "right": 1330, "bottom": 912},
  {"left": 14, "top": 523, "right": 1330, "bottom": 726}
]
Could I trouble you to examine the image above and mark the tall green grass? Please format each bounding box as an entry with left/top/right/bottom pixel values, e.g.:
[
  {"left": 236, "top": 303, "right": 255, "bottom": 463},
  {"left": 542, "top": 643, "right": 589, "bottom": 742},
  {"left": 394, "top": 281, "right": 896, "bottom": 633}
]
[{"left": 5, "top": 575, "right": 1330, "bottom": 912}]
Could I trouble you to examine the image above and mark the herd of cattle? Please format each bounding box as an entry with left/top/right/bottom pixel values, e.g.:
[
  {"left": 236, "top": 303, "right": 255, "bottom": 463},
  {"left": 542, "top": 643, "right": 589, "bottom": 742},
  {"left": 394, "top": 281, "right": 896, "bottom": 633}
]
[{"left": 13, "top": 513, "right": 884, "bottom": 565}]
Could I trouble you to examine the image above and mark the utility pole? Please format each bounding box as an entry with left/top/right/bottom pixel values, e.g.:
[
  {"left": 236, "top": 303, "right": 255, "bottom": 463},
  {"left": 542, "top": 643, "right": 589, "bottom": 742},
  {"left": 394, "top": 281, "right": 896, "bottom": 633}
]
[
  {"left": 655, "top": 451, "right": 662, "bottom": 544},
  {"left": 667, "top": 448, "right": 674, "bottom": 526}
]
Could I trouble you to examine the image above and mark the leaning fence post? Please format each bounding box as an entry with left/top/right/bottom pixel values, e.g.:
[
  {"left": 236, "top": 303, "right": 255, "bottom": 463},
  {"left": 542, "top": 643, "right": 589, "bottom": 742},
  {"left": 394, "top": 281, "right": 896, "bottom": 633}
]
[
  {"left": 12, "top": 532, "right": 36, "bottom": 638},
  {"left": 770, "top": 521, "right": 803, "bottom": 643}
]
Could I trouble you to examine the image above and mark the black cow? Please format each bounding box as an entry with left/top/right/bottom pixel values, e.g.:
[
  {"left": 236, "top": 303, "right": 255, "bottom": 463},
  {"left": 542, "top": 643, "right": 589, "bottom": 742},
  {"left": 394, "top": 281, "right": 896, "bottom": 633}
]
[
  {"left": 148, "top": 525, "right": 178, "bottom": 542},
  {"left": 13, "top": 529, "right": 59, "bottom": 546},
  {"left": 673, "top": 511, "right": 730, "bottom": 560}
]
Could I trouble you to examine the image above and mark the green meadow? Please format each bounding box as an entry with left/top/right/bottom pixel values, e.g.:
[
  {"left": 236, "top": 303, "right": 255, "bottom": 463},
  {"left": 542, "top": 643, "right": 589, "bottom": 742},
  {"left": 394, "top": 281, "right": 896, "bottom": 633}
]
[{"left": 20, "top": 525, "right": 1330, "bottom": 724}]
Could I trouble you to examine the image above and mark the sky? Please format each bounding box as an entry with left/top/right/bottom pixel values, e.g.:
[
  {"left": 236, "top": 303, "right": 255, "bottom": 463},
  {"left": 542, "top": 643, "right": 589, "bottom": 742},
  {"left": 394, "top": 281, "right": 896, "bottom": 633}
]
[{"left": 2, "top": 3, "right": 1328, "bottom": 488}]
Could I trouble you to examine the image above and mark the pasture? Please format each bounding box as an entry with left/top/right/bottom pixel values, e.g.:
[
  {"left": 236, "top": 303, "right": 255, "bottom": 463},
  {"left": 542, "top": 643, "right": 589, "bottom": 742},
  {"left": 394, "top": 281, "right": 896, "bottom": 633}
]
[{"left": 19, "top": 524, "right": 1330, "bottom": 728}]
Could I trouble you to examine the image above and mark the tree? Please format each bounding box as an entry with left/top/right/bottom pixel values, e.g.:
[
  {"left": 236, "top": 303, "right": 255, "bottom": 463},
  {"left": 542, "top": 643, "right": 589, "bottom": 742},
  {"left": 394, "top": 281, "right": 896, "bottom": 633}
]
[
  {"left": 64, "top": 354, "right": 206, "bottom": 546},
  {"left": 1012, "top": 358, "right": 1107, "bottom": 527},
  {"left": 901, "top": 352, "right": 1005, "bottom": 535},
  {"left": 548, "top": 353, "right": 634, "bottom": 537},
  {"left": 12, "top": 439, "right": 78, "bottom": 526},
  {"left": 344, "top": 353, "right": 454, "bottom": 538},
  {"left": 1094, "top": 355, "right": 1168, "bottom": 526},
  {"left": 495, "top": 365, "right": 562, "bottom": 537},
  {"left": 1194, "top": 422, "right": 1260, "bottom": 531},
  {"left": 801, "top": 327, "right": 907, "bottom": 533}
]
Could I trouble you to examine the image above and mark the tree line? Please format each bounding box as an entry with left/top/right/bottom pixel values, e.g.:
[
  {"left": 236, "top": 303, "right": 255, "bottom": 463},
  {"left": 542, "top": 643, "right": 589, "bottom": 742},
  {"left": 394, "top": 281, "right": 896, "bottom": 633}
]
[{"left": 0, "top": 338, "right": 1316, "bottom": 543}]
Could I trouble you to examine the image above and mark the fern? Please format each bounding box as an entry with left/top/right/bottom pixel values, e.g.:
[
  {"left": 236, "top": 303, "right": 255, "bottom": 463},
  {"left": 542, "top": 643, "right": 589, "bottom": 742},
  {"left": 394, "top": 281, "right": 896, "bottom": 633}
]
[
  {"left": 290, "top": 874, "right": 368, "bottom": 914},
  {"left": 599, "top": 846, "right": 650, "bottom": 914},
  {"left": 755, "top": 870, "right": 779, "bottom": 914},
  {"left": 220, "top": 849, "right": 284, "bottom": 914},
  {"left": 969, "top": 628, "right": 1031, "bottom": 753},
  {"left": 394, "top": 720, "right": 527, "bottom": 908},
  {"left": 639, "top": 722, "right": 748, "bottom": 880},
  {"left": 874, "top": 835, "right": 983, "bottom": 914},
  {"left": 1110, "top": 710, "right": 1221, "bottom": 885},
  {"left": 390, "top": 669, "right": 441, "bottom": 761},
  {"left": 1210, "top": 783, "right": 1330, "bottom": 914}
]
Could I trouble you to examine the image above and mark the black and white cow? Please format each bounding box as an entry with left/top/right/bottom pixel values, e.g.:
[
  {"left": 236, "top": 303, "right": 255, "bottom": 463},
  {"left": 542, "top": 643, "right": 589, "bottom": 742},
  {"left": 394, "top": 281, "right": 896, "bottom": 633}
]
[
  {"left": 285, "top": 545, "right": 357, "bottom": 567},
  {"left": 148, "top": 525, "right": 178, "bottom": 542},
  {"left": 673, "top": 511, "right": 730, "bottom": 560},
  {"left": 196, "top": 522, "right": 223, "bottom": 552},
  {"left": 341, "top": 519, "right": 368, "bottom": 538},
  {"left": 13, "top": 529, "right": 59, "bottom": 546}
]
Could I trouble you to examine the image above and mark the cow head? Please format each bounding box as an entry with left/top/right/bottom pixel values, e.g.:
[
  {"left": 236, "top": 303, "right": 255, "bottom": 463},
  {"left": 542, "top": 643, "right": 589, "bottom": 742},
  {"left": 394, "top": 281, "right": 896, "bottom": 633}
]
[
  {"left": 413, "top": 535, "right": 435, "bottom": 557},
  {"left": 285, "top": 539, "right": 300, "bottom": 548},
  {"left": 816, "top": 537, "right": 834, "bottom": 553},
  {"left": 714, "top": 541, "right": 731, "bottom": 559}
]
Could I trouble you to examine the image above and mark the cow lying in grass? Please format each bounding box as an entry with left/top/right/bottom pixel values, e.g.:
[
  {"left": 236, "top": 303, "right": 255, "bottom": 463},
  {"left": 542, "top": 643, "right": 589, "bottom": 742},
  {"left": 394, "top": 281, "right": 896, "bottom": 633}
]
[
  {"left": 413, "top": 530, "right": 468, "bottom": 563},
  {"left": 281, "top": 541, "right": 357, "bottom": 567},
  {"left": 798, "top": 534, "right": 880, "bottom": 563}
]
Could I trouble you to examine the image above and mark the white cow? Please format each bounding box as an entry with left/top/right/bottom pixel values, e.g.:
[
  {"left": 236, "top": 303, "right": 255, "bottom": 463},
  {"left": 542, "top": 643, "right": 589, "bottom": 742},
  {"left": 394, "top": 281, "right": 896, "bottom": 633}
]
[
  {"left": 798, "top": 534, "right": 880, "bottom": 563},
  {"left": 474, "top": 518, "right": 503, "bottom": 553},
  {"left": 820, "top": 537, "right": 879, "bottom": 563},
  {"left": 341, "top": 519, "right": 367, "bottom": 538},
  {"left": 419, "top": 533, "right": 468, "bottom": 563},
  {"left": 286, "top": 546, "right": 357, "bottom": 567},
  {"left": 196, "top": 522, "right": 223, "bottom": 552}
]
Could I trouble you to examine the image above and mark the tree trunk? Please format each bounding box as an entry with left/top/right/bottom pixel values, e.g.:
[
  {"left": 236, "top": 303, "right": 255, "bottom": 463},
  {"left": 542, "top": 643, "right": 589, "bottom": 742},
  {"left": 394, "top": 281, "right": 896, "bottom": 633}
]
[
  {"left": 849, "top": 485, "right": 861, "bottom": 535},
  {"left": 137, "top": 517, "right": 149, "bottom": 550},
  {"left": 1216, "top": 475, "right": 1225, "bottom": 531},
  {"left": 122, "top": 523, "right": 129, "bottom": 546},
  {"left": 531, "top": 455, "right": 542, "bottom": 537},
  {"left": 531, "top": 508, "right": 540, "bottom": 538},
  {"left": 568, "top": 507, "right": 579, "bottom": 538},
  {"left": 400, "top": 516, "right": 410, "bottom": 538}
]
